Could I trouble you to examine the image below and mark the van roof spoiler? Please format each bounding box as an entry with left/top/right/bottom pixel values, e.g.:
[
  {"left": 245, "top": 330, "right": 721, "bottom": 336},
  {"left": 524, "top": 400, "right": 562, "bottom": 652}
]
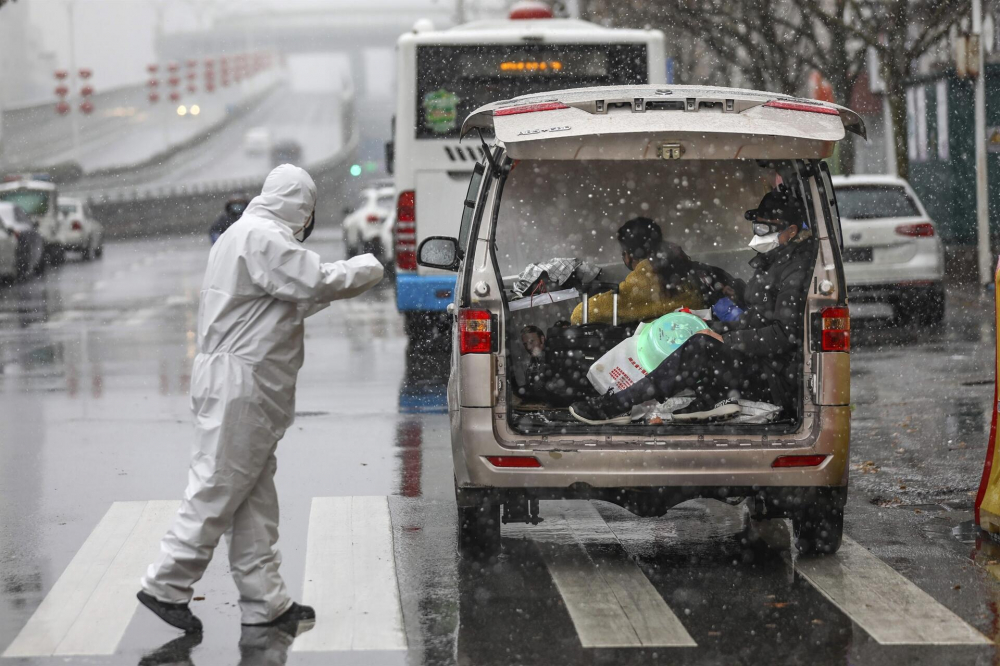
[{"left": 461, "top": 84, "right": 867, "bottom": 142}]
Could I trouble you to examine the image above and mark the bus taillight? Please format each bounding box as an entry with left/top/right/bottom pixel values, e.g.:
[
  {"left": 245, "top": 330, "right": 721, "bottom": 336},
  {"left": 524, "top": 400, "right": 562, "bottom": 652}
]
[{"left": 396, "top": 190, "right": 417, "bottom": 271}]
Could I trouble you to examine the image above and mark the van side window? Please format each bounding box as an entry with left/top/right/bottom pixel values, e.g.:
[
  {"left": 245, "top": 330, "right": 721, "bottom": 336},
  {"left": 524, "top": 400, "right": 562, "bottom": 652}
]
[{"left": 458, "top": 163, "right": 485, "bottom": 252}]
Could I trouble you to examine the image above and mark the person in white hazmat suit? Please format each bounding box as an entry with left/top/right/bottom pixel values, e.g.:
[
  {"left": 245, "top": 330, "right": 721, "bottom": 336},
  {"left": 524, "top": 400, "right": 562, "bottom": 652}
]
[{"left": 137, "top": 164, "right": 384, "bottom": 633}]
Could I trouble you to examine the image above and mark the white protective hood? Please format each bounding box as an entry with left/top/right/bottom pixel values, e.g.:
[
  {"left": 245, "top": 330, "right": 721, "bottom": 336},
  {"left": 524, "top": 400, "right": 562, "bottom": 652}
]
[{"left": 243, "top": 164, "right": 317, "bottom": 239}]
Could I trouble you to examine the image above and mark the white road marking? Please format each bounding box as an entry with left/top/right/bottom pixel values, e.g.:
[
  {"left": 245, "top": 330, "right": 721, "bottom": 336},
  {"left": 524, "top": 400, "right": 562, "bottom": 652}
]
[
  {"left": 293, "top": 496, "right": 407, "bottom": 652},
  {"left": 2, "top": 500, "right": 179, "bottom": 657},
  {"left": 510, "top": 501, "right": 696, "bottom": 649},
  {"left": 796, "top": 537, "right": 990, "bottom": 645}
]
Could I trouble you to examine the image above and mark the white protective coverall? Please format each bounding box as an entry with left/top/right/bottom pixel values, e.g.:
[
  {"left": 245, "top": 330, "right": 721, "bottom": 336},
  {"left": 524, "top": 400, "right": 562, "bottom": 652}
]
[{"left": 141, "top": 165, "right": 384, "bottom": 624}]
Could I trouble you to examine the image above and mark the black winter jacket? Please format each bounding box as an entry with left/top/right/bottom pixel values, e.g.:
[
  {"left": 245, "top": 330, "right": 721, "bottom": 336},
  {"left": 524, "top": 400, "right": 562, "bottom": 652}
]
[
  {"left": 711, "top": 239, "right": 816, "bottom": 408},
  {"left": 713, "top": 239, "right": 815, "bottom": 357}
]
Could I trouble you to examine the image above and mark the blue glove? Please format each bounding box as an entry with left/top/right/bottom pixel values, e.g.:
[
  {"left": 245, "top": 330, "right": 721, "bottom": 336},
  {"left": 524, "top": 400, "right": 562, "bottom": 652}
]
[{"left": 712, "top": 297, "right": 743, "bottom": 322}]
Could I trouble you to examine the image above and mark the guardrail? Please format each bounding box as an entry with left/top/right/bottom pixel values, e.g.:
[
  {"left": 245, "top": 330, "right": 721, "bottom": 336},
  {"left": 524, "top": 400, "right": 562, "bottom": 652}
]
[{"left": 85, "top": 130, "right": 360, "bottom": 240}]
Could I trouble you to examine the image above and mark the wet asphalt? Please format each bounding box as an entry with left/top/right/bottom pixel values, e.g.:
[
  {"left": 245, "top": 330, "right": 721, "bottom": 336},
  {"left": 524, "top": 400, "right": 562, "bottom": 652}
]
[{"left": 2, "top": 231, "right": 1000, "bottom": 665}]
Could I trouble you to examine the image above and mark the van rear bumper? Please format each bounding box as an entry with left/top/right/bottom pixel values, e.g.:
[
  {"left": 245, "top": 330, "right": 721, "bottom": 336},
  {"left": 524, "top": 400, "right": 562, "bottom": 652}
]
[{"left": 452, "top": 405, "right": 850, "bottom": 490}]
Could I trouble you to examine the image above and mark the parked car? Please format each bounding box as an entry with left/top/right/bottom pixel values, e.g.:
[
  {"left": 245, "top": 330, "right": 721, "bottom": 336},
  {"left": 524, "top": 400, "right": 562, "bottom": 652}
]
[
  {"left": 831, "top": 175, "right": 945, "bottom": 325},
  {"left": 57, "top": 196, "right": 104, "bottom": 261},
  {"left": 0, "top": 176, "right": 65, "bottom": 264},
  {"left": 342, "top": 184, "right": 395, "bottom": 266},
  {"left": 0, "top": 202, "right": 45, "bottom": 280},
  {"left": 270, "top": 139, "right": 302, "bottom": 166},
  {"left": 419, "top": 85, "right": 864, "bottom": 558},
  {"left": 0, "top": 206, "right": 19, "bottom": 282},
  {"left": 244, "top": 127, "right": 272, "bottom": 156}
]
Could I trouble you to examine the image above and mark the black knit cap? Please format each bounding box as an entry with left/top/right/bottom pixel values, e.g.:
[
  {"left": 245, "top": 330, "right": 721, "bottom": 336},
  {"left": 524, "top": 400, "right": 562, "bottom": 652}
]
[
  {"left": 744, "top": 189, "right": 807, "bottom": 227},
  {"left": 617, "top": 217, "right": 663, "bottom": 260}
]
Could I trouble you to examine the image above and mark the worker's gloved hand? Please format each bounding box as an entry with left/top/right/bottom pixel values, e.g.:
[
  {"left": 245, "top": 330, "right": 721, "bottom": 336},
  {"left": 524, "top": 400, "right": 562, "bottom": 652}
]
[{"left": 349, "top": 254, "right": 386, "bottom": 282}]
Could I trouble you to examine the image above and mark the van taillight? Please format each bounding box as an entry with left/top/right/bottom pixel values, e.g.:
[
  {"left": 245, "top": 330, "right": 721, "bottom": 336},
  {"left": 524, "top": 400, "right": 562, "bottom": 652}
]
[
  {"left": 71, "top": 220, "right": 82, "bottom": 231},
  {"left": 459, "top": 309, "right": 492, "bottom": 354},
  {"left": 395, "top": 190, "right": 416, "bottom": 271},
  {"left": 895, "top": 223, "right": 935, "bottom": 238},
  {"left": 821, "top": 306, "right": 850, "bottom": 352}
]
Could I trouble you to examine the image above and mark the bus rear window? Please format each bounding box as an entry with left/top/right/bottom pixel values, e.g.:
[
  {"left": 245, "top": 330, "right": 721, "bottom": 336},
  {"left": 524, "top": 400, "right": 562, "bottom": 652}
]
[
  {"left": 0, "top": 189, "right": 50, "bottom": 216},
  {"left": 415, "top": 43, "right": 647, "bottom": 139}
]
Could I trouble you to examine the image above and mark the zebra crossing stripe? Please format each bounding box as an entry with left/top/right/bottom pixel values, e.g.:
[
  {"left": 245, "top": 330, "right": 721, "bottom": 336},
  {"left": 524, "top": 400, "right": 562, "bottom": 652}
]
[
  {"left": 2, "top": 500, "right": 179, "bottom": 658},
  {"left": 514, "top": 501, "right": 697, "bottom": 648},
  {"left": 796, "top": 537, "right": 990, "bottom": 645},
  {"left": 293, "top": 496, "right": 407, "bottom": 652}
]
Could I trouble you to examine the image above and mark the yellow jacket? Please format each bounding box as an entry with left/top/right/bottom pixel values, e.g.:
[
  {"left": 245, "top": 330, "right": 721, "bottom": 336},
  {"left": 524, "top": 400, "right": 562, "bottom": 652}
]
[{"left": 570, "top": 259, "right": 706, "bottom": 325}]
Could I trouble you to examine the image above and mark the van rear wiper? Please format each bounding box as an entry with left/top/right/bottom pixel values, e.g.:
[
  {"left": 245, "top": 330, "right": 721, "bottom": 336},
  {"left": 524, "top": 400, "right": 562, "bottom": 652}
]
[{"left": 476, "top": 128, "right": 503, "bottom": 178}]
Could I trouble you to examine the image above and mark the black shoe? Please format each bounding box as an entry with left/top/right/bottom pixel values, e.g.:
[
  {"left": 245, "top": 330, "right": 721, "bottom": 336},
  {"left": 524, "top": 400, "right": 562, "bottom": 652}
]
[
  {"left": 137, "top": 591, "right": 203, "bottom": 634},
  {"left": 672, "top": 396, "right": 740, "bottom": 423},
  {"left": 242, "top": 602, "right": 316, "bottom": 628},
  {"left": 569, "top": 391, "right": 633, "bottom": 425}
]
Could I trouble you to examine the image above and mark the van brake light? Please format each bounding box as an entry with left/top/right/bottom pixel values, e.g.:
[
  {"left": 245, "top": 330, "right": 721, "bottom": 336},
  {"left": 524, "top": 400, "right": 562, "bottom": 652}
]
[
  {"left": 764, "top": 100, "right": 840, "bottom": 116},
  {"left": 395, "top": 190, "right": 416, "bottom": 271},
  {"left": 821, "top": 306, "right": 850, "bottom": 352},
  {"left": 486, "top": 456, "right": 541, "bottom": 468},
  {"left": 772, "top": 455, "right": 827, "bottom": 468},
  {"left": 494, "top": 101, "right": 568, "bottom": 116},
  {"left": 459, "top": 308, "right": 492, "bottom": 354}
]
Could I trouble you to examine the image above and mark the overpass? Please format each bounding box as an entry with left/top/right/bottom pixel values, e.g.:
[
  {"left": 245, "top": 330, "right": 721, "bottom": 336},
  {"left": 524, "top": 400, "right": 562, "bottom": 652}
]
[{"left": 159, "top": 8, "right": 457, "bottom": 97}]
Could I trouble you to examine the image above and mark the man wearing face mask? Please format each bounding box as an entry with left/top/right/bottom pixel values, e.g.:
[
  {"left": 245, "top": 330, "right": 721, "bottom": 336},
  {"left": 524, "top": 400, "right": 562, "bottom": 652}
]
[
  {"left": 138, "top": 164, "right": 384, "bottom": 633},
  {"left": 569, "top": 188, "right": 815, "bottom": 425}
]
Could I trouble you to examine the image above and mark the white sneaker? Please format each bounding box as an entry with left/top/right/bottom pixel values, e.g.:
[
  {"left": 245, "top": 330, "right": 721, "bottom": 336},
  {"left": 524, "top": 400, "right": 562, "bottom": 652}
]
[{"left": 671, "top": 397, "right": 740, "bottom": 423}]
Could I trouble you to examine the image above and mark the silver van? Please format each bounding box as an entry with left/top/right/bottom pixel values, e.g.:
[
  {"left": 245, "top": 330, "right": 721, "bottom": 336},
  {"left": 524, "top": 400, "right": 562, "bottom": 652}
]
[{"left": 417, "top": 85, "right": 864, "bottom": 557}]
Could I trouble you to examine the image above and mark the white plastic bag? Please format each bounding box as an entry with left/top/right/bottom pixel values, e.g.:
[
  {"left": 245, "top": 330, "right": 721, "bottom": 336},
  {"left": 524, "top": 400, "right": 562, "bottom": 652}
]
[{"left": 587, "top": 323, "right": 648, "bottom": 394}]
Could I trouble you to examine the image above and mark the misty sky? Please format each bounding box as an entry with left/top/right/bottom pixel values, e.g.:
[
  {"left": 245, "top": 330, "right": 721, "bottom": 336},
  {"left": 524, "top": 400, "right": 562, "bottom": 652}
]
[{"left": 25, "top": 0, "right": 455, "bottom": 92}]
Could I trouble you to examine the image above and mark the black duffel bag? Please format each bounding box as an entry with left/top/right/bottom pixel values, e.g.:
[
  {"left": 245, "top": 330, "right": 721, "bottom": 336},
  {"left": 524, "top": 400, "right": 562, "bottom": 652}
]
[{"left": 541, "top": 323, "right": 628, "bottom": 407}]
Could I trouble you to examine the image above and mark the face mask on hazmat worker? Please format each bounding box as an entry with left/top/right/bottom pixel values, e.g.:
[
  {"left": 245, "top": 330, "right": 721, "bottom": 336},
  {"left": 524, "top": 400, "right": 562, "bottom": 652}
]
[{"left": 137, "top": 164, "right": 384, "bottom": 633}]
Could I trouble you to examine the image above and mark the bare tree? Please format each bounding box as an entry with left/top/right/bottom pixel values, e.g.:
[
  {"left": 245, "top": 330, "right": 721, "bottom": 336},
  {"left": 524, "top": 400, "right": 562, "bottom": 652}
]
[
  {"left": 583, "top": 0, "right": 970, "bottom": 179},
  {"left": 825, "top": 0, "right": 970, "bottom": 180}
]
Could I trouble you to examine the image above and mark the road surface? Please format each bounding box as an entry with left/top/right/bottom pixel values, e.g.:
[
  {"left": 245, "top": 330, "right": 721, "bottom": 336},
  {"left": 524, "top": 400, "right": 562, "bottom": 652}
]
[{"left": 0, "top": 233, "right": 998, "bottom": 665}]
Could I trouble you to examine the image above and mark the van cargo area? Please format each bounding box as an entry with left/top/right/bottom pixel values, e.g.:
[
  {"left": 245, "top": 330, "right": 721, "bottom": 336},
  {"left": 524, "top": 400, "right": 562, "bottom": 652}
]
[{"left": 495, "top": 159, "right": 817, "bottom": 437}]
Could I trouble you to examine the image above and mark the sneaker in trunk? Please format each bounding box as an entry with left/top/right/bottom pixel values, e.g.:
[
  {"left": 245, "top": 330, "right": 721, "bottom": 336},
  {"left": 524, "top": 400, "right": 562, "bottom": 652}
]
[
  {"left": 671, "top": 397, "right": 740, "bottom": 423},
  {"left": 569, "top": 391, "right": 634, "bottom": 425}
]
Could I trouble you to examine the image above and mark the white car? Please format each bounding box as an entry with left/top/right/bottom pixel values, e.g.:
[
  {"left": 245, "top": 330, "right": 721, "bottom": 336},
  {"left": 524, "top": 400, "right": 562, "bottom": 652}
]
[
  {"left": 244, "top": 127, "right": 272, "bottom": 156},
  {"left": 341, "top": 185, "right": 395, "bottom": 265},
  {"left": 0, "top": 177, "right": 64, "bottom": 263},
  {"left": 57, "top": 196, "right": 104, "bottom": 260},
  {"left": 832, "top": 175, "right": 945, "bottom": 325},
  {"left": 0, "top": 206, "right": 19, "bottom": 281}
]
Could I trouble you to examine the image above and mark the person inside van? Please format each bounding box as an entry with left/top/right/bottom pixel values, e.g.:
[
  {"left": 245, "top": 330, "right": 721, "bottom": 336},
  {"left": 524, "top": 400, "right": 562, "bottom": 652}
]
[
  {"left": 569, "top": 188, "right": 816, "bottom": 425},
  {"left": 516, "top": 325, "right": 549, "bottom": 401},
  {"left": 570, "top": 217, "right": 709, "bottom": 325}
]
